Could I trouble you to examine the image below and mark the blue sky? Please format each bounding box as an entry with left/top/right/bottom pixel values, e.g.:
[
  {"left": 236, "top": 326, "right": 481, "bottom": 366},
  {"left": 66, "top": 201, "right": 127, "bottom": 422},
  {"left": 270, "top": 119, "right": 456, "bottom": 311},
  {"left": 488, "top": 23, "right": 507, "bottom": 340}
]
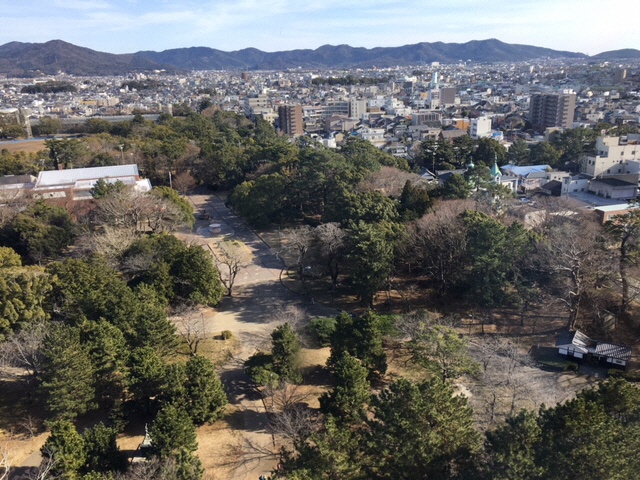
[{"left": 0, "top": 0, "right": 637, "bottom": 55}]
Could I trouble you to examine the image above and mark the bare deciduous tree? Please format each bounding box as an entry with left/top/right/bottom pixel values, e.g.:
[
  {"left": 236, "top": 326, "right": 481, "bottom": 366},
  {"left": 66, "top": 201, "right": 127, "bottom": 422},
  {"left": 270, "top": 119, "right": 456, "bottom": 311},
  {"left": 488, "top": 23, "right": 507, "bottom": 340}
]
[
  {"left": 359, "top": 166, "right": 423, "bottom": 197},
  {"left": 279, "top": 226, "right": 315, "bottom": 293},
  {"left": 0, "top": 439, "right": 12, "bottom": 480},
  {"left": 534, "top": 218, "right": 610, "bottom": 330},
  {"left": 314, "top": 222, "right": 346, "bottom": 289},
  {"left": 0, "top": 190, "right": 33, "bottom": 228},
  {"left": 26, "top": 448, "right": 56, "bottom": 480},
  {"left": 173, "top": 305, "right": 207, "bottom": 356},
  {"left": 403, "top": 200, "right": 472, "bottom": 294},
  {"left": 470, "top": 335, "right": 538, "bottom": 425},
  {"left": 172, "top": 172, "right": 197, "bottom": 196},
  {"left": 261, "top": 382, "right": 317, "bottom": 446},
  {"left": 77, "top": 225, "right": 139, "bottom": 261},
  {"left": 215, "top": 240, "right": 251, "bottom": 296},
  {"left": 271, "top": 305, "right": 308, "bottom": 332},
  {"left": 93, "top": 188, "right": 187, "bottom": 233},
  {"left": 0, "top": 320, "right": 47, "bottom": 379}
]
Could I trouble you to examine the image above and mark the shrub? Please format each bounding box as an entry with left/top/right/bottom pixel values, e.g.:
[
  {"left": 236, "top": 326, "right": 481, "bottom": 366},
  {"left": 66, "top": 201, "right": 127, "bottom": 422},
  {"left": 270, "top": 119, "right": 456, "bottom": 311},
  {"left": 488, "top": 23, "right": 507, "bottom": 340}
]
[
  {"left": 220, "top": 330, "right": 233, "bottom": 340},
  {"left": 310, "top": 317, "right": 337, "bottom": 347}
]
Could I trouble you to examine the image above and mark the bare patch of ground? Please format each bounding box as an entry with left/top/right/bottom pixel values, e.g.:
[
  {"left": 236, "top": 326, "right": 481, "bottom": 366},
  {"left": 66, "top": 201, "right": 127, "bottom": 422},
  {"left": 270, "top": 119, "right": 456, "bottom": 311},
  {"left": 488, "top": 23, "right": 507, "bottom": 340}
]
[{"left": 0, "top": 139, "right": 46, "bottom": 154}]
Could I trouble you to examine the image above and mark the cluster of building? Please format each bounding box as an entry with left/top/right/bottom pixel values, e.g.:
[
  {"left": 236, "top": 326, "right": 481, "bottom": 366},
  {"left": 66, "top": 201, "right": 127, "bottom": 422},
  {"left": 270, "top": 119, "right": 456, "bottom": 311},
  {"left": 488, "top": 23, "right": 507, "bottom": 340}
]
[{"left": 2, "top": 58, "right": 640, "bottom": 212}]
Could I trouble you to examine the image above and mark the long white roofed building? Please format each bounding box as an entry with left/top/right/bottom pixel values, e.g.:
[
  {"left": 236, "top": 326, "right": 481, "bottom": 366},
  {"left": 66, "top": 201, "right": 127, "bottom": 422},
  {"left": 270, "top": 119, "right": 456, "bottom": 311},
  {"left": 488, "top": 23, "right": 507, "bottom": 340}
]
[{"left": 32, "top": 164, "right": 152, "bottom": 200}]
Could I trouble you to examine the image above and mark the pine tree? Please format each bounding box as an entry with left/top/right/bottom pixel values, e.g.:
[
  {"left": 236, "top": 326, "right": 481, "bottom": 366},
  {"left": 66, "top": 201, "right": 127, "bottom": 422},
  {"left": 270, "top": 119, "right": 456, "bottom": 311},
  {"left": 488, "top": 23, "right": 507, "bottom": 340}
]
[
  {"left": 41, "top": 420, "right": 86, "bottom": 479},
  {"left": 367, "top": 378, "right": 481, "bottom": 479},
  {"left": 149, "top": 403, "right": 198, "bottom": 459},
  {"left": 328, "top": 311, "right": 387, "bottom": 378},
  {"left": 40, "top": 324, "right": 96, "bottom": 420},
  {"left": 320, "top": 352, "right": 370, "bottom": 423},
  {"left": 271, "top": 323, "right": 302, "bottom": 383},
  {"left": 83, "top": 422, "right": 127, "bottom": 474},
  {"left": 184, "top": 355, "right": 227, "bottom": 425},
  {"left": 82, "top": 320, "right": 129, "bottom": 413}
]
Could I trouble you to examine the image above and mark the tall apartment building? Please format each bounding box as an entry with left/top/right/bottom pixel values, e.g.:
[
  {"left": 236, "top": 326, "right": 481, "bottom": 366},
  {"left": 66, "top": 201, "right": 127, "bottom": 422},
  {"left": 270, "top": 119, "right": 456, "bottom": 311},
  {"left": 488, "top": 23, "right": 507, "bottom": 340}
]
[
  {"left": 614, "top": 68, "right": 627, "bottom": 85},
  {"left": 529, "top": 92, "right": 576, "bottom": 130},
  {"left": 277, "top": 105, "right": 304, "bottom": 137}
]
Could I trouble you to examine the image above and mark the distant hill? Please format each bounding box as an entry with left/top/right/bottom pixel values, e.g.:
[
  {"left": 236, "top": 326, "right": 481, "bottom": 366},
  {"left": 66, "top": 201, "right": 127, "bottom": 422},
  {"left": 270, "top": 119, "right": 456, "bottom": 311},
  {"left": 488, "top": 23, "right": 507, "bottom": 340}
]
[
  {"left": 0, "top": 38, "right": 600, "bottom": 76},
  {"left": 139, "top": 39, "right": 587, "bottom": 70},
  {"left": 590, "top": 49, "right": 640, "bottom": 60},
  {"left": 0, "top": 40, "right": 172, "bottom": 76}
]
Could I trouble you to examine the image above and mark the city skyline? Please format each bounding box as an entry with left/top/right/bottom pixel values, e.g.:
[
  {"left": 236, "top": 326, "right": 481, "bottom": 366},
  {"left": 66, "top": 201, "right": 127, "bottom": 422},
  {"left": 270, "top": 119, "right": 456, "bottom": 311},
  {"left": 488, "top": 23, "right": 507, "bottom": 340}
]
[{"left": 0, "top": 0, "right": 638, "bottom": 56}]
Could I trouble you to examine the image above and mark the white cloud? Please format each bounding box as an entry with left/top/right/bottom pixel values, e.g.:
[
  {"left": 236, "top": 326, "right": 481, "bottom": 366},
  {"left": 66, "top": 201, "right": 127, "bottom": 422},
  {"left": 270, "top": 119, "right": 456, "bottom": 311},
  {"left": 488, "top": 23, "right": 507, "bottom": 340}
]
[{"left": 0, "top": 0, "right": 638, "bottom": 54}]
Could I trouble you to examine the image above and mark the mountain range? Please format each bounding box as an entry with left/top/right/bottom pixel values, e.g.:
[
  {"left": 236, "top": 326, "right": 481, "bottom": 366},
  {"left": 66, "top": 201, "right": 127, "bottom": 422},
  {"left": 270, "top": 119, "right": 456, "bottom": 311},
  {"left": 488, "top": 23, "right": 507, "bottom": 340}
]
[{"left": 0, "top": 39, "right": 637, "bottom": 76}]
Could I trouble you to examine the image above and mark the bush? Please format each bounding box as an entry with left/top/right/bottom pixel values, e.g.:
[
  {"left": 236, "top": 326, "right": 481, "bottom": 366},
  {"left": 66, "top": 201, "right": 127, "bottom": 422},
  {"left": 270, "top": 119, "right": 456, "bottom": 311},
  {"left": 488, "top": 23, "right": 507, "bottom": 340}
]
[
  {"left": 244, "top": 352, "right": 276, "bottom": 385},
  {"left": 564, "top": 362, "right": 579, "bottom": 372},
  {"left": 310, "top": 317, "right": 337, "bottom": 347},
  {"left": 608, "top": 369, "right": 640, "bottom": 381},
  {"left": 220, "top": 330, "right": 233, "bottom": 340},
  {"left": 375, "top": 314, "right": 399, "bottom": 337},
  {"left": 538, "top": 359, "right": 578, "bottom": 371}
]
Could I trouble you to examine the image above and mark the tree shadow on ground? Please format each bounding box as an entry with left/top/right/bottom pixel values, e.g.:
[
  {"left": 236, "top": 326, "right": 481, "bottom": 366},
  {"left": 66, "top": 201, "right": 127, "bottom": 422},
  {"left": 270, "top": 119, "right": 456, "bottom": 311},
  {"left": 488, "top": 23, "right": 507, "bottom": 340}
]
[
  {"left": 0, "top": 377, "right": 44, "bottom": 436},
  {"left": 220, "top": 368, "right": 263, "bottom": 404},
  {"left": 224, "top": 408, "right": 268, "bottom": 433},
  {"left": 219, "top": 283, "right": 338, "bottom": 326},
  {"left": 301, "top": 365, "right": 333, "bottom": 388}
]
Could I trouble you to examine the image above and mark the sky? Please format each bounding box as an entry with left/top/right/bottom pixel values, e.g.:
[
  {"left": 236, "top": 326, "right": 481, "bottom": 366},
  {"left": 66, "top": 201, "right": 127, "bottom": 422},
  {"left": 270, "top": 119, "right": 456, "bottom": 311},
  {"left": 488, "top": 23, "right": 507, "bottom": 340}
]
[{"left": 0, "top": 0, "right": 638, "bottom": 55}]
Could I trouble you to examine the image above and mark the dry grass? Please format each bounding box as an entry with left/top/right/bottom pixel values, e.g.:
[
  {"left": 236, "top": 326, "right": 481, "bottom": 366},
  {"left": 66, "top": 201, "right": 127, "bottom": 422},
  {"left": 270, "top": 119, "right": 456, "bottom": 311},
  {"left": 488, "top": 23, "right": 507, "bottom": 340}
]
[
  {"left": 174, "top": 336, "right": 240, "bottom": 367},
  {"left": 0, "top": 140, "right": 46, "bottom": 154}
]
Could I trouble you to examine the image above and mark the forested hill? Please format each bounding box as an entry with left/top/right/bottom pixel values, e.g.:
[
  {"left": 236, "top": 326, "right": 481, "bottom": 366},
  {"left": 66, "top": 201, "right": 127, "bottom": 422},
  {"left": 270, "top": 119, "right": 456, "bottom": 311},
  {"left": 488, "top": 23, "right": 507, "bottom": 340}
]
[{"left": 0, "top": 38, "right": 589, "bottom": 75}]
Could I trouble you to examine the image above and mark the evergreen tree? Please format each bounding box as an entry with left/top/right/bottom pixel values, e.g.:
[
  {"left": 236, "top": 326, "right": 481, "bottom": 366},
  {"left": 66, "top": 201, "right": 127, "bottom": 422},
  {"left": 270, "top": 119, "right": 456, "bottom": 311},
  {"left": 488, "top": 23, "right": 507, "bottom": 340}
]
[
  {"left": 173, "top": 448, "right": 205, "bottom": 480},
  {"left": 328, "top": 311, "right": 387, "bottom": 378},
  {"left": 83, "top": 422, "right": 127, "bottom": 474},
  {"left": 40, "top": 324, "right": 96, "bottom": 420},
  {"left": 130, "top": 285, "right": 179, "bottom": 355},
  {"left": 399, "top": 180, "right": 430, "bottom": 221},
  {"left": 367, "top": 378, "right": 481, "bottom": 479},
  {"left": 271, "top": 323, "right": 302, "bottom": 384},
  {"left": 507, "top": 138, "right": 531, "bottom": 165},
  {"left": 81, "top": 320, "right": 129, "bottom": 414},
  {"left": 0, "top": 201, "right": 75, "bottom": 264},
  {"left": 345, "top": 221, "right": 397, "bottom": 307},
  {"left": 484, "top": 379, "right": 640, "bottom": 480},
  {"left": 128, "top": 346, "right": 167, "bottom": 414},
  {"left": 409, "top": 324, "right": 478, "bottom": 383},
  {"left": 149, "top": 403, "right": 198, "bottom": 459},
  {"left": 184, "top": 355, "right": 228, "bottom": 425},
  {"left": 320, "top": 352, "right": 370, "bottom": 422},
  {"left": 0, "top": 263, "right": 52, "bottom": 340},
  {"left": 90, "top": 179, "right": 126, "bottom": 199},
  {"left": 41, "top": 420, "right": 86, "bottom": 479},
  {"left": 485, "top": 410, "right": 543, "bottom": 480}
]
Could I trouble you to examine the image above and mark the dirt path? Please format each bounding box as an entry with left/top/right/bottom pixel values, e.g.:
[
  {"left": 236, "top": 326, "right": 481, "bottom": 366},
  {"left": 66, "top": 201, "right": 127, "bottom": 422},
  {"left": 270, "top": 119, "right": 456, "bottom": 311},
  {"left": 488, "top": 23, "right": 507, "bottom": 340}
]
[{"left": 185, "top": 192, "right": 337, "bottom": 480}]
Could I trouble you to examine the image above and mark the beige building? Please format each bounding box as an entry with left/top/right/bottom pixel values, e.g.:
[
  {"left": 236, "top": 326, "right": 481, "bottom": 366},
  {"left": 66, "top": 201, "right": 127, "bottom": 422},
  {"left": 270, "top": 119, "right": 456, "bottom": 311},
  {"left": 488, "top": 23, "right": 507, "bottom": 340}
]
[{"left": 582, "top": 135, "right": 640, "bottom": 177}]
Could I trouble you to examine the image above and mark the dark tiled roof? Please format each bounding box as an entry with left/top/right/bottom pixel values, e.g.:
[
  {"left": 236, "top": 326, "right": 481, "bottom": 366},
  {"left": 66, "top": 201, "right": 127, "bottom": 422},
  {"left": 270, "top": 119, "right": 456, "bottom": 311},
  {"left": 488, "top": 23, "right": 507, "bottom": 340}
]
[
  {"left": 595, "top": 342, "right": 632, "bottom": 361},
  {"left": 591, "top": 177, "right": 637, "bottom": 188}
]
